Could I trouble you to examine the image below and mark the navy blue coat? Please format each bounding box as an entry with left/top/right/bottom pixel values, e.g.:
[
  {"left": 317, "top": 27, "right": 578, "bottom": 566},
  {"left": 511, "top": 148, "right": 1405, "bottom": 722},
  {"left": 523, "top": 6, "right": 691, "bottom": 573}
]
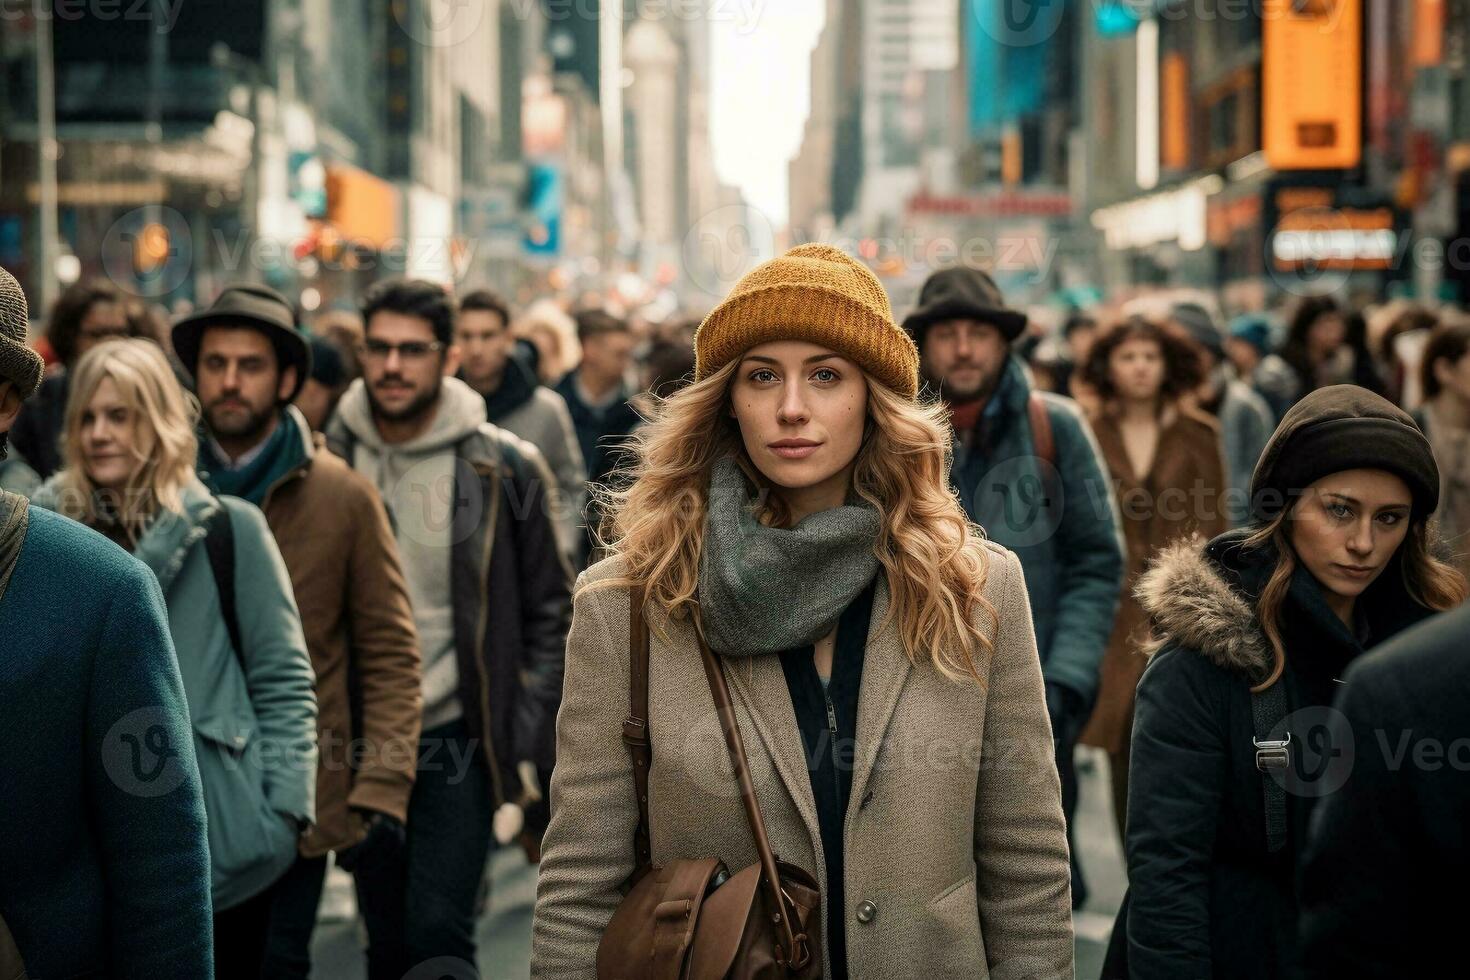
[
  {"left": 949, "top": 357, "right": 1123, "bottom": 705},
  {"left": 1299, "top": 602, "right": 1470, "bottom": 979}
]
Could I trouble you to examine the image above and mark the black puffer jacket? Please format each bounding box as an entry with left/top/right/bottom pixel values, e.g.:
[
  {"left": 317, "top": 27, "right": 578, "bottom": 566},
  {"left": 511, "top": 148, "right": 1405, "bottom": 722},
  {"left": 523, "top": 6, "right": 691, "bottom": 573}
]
[{"left": 1116, "top": 529, "right": 1434, "bottom": 980}]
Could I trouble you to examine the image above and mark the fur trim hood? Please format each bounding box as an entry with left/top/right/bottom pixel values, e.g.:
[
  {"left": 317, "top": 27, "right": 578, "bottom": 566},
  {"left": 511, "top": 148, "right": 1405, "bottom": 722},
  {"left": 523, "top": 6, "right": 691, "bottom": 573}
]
[
  {"left": 1136, "top": 527, "right": 1436, "bottom": 681},
  {"left": 1134, "top": 533, "right": 1271, "bottom": 679}
]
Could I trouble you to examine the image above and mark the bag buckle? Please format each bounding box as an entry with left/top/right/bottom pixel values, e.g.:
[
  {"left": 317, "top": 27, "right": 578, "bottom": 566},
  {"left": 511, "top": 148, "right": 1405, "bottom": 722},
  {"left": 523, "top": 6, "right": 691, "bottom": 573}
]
[
  {"left": 1253, "top": 732, "right": 1292, "bottom": 772},
  {"left": 622, "top": 717, "right": 648, "bottom": 747}
]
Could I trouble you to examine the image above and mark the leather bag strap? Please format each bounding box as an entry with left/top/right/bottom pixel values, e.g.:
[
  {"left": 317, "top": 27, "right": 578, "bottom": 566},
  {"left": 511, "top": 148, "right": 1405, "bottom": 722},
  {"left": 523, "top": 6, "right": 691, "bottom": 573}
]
[
  {"left": 623, "top": 585, "right": 653, "bottom": 877},
  {"left": 697, "top": 633, "right": 811, "bottom": 972}
]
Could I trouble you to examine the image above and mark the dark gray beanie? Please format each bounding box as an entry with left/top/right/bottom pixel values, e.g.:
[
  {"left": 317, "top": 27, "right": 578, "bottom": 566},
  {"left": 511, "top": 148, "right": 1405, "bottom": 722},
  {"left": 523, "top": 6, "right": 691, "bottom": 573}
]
[
  {"left": 1170, "top": 302, "right": 1225, "bottom": 361},
  {"left": 1251, "top": 385, "right": 1440, "bottom": 521}
]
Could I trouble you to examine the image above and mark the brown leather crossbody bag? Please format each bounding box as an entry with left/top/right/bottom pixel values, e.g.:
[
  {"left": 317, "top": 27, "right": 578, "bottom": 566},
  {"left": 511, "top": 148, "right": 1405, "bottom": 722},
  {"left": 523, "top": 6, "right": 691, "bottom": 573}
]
[{"left": 595, "top": 588, "right": 823, "bottom": 980}]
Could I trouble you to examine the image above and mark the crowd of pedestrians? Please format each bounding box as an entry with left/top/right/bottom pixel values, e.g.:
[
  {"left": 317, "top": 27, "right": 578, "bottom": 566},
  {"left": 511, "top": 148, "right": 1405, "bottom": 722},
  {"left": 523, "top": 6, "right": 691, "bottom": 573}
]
[{"left": 1, "top": 247, "right": 1467, "bottom": 978}]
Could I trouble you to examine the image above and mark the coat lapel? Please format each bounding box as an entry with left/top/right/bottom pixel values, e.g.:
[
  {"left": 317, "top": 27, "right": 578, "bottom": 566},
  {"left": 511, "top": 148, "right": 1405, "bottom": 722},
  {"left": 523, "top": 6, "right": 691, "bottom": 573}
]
[
  {"left": 715, "top": 571, "right": 910, "bottom": 871},
  {"left": 720, "top": 648, "right": 824, "bottom": 863},
  {"left": 849, "top": 573, "right": 909, "bottom": 817}
]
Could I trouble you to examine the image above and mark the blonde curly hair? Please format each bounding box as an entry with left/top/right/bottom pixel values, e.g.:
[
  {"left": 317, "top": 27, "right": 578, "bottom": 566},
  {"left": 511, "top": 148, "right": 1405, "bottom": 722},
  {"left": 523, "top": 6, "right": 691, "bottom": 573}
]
[{"left": 584, "top": 360, "right": 999, "bottom": 684}]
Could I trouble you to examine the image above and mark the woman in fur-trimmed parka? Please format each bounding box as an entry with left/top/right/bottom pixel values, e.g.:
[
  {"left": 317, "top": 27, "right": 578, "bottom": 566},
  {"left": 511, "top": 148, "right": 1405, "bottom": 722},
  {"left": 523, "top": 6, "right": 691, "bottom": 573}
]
[{"left": 1114, "top": 386, "right": 1466, "bottom": 980}]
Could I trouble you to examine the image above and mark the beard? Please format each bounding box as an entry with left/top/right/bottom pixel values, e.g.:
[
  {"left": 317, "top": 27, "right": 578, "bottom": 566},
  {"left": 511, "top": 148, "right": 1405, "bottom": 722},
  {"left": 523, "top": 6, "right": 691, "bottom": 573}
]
[
  {"left": 0, "top": 430, "right": 9, "bottom": 462},
  {"left": 205, "top": 398, "right": 277, "bottom": 444},
  {"left": 365, "top": 375, "right": 442, "bottom": 424},
  {"left": 928, "top": 362, "right": 1003, "bottom": 405}
]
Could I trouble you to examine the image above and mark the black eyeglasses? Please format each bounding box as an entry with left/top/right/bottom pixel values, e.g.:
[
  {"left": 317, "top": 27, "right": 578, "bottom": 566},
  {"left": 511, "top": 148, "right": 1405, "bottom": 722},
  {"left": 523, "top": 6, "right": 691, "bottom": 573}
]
[{"left": 358, "top": 340, "right": 447, "bottom": 362}]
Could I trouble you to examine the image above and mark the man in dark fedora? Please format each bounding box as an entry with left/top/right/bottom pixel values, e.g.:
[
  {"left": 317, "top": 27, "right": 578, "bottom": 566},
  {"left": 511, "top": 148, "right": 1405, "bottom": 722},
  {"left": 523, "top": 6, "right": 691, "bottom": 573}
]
[
  {"left": 0, "top": 265, "right": 213, "bottom": 974},
  {"left": 174, "top": 284, "right": 423, "bottom": 977},
  {"left": 904, "top": 266, "right": 1123, "bottom": 907}
]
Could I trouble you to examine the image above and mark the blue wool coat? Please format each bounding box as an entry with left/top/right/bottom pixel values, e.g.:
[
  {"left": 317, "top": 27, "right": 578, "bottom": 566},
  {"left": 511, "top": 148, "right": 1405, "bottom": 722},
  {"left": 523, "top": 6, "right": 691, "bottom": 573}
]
[
  {"left": 0, "top": 502, "right": 213, "bottom": 975},
  {"left": 949, "top": 357, "right": 1124, "bottom": 705}
]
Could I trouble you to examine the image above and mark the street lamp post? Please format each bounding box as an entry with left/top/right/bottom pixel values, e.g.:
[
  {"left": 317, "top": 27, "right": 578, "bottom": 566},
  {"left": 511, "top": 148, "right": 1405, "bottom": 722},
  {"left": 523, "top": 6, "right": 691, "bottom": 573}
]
[
  {"left": 35, "top": 8, "right": 59, "bottom": 311},
  {"left": 211, "top": 42, "right": 263, "bottom": 269}
]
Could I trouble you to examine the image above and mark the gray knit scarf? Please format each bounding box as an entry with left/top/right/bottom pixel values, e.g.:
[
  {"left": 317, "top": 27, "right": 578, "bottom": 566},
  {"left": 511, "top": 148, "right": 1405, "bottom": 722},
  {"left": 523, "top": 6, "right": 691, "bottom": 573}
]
[{"left": 697, "top": 456, "right": 881, "bottom": 656}]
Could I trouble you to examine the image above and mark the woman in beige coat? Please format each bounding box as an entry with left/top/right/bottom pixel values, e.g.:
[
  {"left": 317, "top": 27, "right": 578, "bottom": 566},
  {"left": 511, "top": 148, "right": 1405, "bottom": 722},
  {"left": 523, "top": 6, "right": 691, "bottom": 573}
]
[{"left": 531, "top": 245, "right": 1073, "bottom": 979}]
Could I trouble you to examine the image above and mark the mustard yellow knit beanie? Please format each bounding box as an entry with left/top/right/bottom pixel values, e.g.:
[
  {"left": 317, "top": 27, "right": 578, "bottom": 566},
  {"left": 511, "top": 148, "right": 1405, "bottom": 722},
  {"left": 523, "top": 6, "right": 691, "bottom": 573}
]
[{"left": 692, "top": 243, "right": 920, "bottom": 399}]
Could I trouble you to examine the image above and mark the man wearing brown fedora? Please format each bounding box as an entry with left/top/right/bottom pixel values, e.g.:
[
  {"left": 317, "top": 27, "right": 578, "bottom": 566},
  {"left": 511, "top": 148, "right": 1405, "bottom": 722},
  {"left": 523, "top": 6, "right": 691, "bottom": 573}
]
[
  {"left": 174, "top": 283, "right": 423, "bottom": 977},
  {"left": 0, "top": 265, "right": 213, "bottom": 974}
]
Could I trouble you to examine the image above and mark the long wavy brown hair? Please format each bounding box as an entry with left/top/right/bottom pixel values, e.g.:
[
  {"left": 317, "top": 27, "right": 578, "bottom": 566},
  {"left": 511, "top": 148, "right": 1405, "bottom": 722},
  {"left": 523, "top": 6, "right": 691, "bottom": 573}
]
[
  {"left": 1243, "top": 510, "right": 1467, "bottom": 692},
  {"left": 585, "top": 360, "right": 999, "bottom": 684}
]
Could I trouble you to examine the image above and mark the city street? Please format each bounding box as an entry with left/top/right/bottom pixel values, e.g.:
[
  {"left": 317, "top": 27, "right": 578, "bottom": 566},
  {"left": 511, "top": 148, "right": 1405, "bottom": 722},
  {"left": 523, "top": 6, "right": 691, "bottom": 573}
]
[
  {"left": 312, "top": 749, "right": 1128, "bottom": 979},
  {"left": 5, "top": 1, "right": 1466, "bottom": 977}
]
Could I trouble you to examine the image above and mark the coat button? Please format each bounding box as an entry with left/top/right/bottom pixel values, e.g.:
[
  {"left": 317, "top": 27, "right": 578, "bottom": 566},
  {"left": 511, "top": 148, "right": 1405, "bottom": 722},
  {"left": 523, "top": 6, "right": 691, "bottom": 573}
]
[{"left": 855, "top": 900, "right": 877, "bottom": 924}]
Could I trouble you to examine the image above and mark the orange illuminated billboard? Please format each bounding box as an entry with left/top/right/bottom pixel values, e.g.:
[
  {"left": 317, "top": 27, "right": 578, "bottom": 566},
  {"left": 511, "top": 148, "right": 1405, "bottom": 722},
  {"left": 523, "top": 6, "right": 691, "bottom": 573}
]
[{"left": 1263, "top": 0, "right": 1362, "bottom": 171}]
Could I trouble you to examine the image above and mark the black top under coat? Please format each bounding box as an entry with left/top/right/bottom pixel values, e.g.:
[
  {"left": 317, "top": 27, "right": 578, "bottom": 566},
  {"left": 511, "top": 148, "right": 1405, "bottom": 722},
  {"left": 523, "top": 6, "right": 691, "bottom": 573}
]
[{"left": 778, "top": 575, "right": 877, "bottom": 980}]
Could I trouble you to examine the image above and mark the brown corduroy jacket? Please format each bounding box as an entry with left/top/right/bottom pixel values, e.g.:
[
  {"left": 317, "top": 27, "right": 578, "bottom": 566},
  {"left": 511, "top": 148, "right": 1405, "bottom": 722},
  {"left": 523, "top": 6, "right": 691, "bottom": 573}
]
[
  {"left": 259, "top": 409, "right": 421, "bottom": 856},
  {"left": 531, "top": 544, "right": 1074, "bottom": 979}
]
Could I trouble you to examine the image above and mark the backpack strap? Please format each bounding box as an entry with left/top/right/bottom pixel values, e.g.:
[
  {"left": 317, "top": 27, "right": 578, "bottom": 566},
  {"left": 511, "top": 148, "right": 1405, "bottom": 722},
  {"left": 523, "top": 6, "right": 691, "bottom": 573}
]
[
  {"left": 1026, "top": 392, "right": 1057, "bottom": 468},
  {"left": 1250, "top": 679, "right": 1292, "bottom": 854},
  {"left": 203, "top": 505, "right": 245, "bottom": 674},
  {"left": 622, "top": 584, "right": 653, "bottom": 881},
  {"left": 0, "top": 489, "right": 29, "bottom": 606}
]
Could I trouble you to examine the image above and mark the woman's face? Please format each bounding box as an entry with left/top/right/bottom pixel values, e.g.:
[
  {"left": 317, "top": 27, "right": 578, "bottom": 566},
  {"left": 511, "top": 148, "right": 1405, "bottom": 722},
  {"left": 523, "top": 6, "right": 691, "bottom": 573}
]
[
  {"left": 1433, "top": 350, "right": 1470, "bottom": 404},
  {"left": 1289, "top": 468, "right": 1413, "bottom": 605},
  {"left": 729, "top": 340, "right": 869, "bottom": 505},
  {"left": 1108, "top": 336, "right": 1166, "bottom": 403},
  {"left": 1307, "top": 313, "right": 1347, "bottom": 356},
  {"left": 79, "top": 376, "right": 151, "bottom": 493}
]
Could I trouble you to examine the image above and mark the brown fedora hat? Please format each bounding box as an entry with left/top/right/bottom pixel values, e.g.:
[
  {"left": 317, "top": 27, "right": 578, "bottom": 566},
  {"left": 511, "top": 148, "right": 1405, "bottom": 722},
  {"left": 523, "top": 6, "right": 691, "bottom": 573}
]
[
  {"left": 172, "top": 283, "right": 311, "bottom": 402},
  {"left": 902, "top": 266, "right": 1028, "bottom": 345}
]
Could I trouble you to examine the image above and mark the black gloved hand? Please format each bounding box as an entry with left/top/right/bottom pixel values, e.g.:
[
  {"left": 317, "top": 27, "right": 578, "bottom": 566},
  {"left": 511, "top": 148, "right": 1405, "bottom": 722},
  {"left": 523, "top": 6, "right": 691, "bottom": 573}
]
[
  {"left": 334, "top": 810, "right": 405, "bottom": 874},
  {"left": 1045, "top": 682, "right": 1086, "bottom": 750}
]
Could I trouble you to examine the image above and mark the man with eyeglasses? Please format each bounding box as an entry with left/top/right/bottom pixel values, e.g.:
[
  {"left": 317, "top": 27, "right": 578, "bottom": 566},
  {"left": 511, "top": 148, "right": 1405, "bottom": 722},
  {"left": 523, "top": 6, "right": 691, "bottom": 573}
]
[
  {"left": 173, "top": 283, "right": 423, "bottom": 977},
  {"left": 2, "top": 280, "right": 142, "bottom": 489},
  {"left": 325, "top": 278, "right": 571, "bottom": 974}
]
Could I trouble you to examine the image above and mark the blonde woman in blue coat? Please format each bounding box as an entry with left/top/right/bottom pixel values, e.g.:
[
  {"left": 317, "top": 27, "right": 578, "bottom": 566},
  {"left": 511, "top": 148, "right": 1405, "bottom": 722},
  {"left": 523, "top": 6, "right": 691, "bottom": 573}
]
[{"left": 35, "top": 338, "right": 317, "bottom": 979}]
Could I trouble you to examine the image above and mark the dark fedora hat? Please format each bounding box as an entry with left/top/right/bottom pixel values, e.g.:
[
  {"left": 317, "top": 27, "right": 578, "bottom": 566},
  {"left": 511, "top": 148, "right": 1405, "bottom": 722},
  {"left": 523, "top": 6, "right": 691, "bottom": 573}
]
[
  {"left": 172, "top": 283, "right": 311, "bottom": 402},
  {"left": 902, "top": 266, "right": 1028, "bottom": 344}
]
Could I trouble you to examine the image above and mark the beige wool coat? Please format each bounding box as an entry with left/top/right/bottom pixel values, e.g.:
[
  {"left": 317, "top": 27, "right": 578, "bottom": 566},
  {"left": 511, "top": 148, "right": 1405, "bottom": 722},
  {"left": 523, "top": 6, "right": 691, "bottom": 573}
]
[{"left": 531, "top": 542, "right": 1074, "bottom": 979}]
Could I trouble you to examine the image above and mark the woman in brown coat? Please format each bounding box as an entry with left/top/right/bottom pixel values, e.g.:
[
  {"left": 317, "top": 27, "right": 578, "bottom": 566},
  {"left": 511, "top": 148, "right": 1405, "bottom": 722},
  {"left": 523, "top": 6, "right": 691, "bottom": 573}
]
[
  {"left": 1078, "top": 315, "right": 1228, "bottom": 836},
  {"left": 531, "top": 245, "right": 1073, "bottom": 979}
]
